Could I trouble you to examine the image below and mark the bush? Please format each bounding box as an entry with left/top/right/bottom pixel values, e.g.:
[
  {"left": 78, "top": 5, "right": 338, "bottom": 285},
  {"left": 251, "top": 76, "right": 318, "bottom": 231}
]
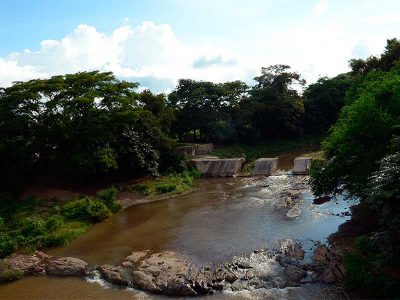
[
  {"left": 62, "top": 198, "right": 112, "bottom": 223},
  {"left": 0, "top": 233, "right": 17, "bottom": 258},
  {"left": 155, "top": 183, "right": 176, "bottom": 193},
  {"left": 45, "top": 214, "right": 64, "bottom": 232},
  {"left": 97, "top": 186, "right": 121, "bottom": 212},
  {"left": 0, "top": 267, "right": 23, "bottom": 282}
]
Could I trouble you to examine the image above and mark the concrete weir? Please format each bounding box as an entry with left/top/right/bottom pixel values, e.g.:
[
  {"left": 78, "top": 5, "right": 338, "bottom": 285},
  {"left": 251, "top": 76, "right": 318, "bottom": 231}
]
[
  {"left": 252, "top": 158, "right": 279, "bottom": 176},
  {"left": 190, "top": 158, "right": 245, "bottom": 177},
  {"left": 292, "top": 157, "right": 312, "bottom": 175}
]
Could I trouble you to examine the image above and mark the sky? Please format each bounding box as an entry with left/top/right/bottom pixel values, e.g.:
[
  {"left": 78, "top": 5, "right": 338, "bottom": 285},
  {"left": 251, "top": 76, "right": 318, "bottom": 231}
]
[{"left": 1, "top": 0, "right": 400, "bottom": 91}]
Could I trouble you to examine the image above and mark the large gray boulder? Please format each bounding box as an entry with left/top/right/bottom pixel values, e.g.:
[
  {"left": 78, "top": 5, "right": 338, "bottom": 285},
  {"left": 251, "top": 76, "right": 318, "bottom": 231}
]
[
  {"left": 292, "top": 157, "right": 312, "bottom": 175},
  {"left": 190, "top": 158, "right": 245, "bottom": 176},
  {"left": 252, "top": 158, "right": 278, "bottom": 176}
]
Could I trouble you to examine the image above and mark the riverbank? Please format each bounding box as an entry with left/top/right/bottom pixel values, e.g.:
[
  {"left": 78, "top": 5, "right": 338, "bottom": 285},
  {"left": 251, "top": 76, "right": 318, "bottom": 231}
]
[{"left": 1, "top": 170, "right": 354, "bottom": 299}]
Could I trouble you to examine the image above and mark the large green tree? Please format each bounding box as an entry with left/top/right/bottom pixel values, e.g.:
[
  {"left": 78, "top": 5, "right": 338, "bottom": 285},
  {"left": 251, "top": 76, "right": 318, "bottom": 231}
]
[
  {"left": 303, "top": 74, "right": 353, "bottom": 133},
  {"left": 0, "top": 71, "right": 174, "bottom": 189},
  {"left": 169, "top": 79, "right": 247, "bottom": 143},
  {"left": 239, "top": 65, "right": 305, "bottom": 141}
]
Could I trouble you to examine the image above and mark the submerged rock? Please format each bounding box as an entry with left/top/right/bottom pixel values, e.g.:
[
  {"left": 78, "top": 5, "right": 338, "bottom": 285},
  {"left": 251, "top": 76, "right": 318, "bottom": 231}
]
[{"left": 286, "top": 207, "right": 301, "bottom": 218}]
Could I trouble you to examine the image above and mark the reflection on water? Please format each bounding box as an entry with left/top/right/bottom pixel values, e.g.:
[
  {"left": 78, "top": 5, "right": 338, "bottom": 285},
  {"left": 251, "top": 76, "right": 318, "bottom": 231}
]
[{"left": 0, "top": 151, "right": 355, "bottom": 299}]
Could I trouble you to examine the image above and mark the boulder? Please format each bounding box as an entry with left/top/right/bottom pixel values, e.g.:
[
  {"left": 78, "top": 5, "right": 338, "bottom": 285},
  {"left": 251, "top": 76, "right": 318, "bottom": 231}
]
[
  {"left": 286, "top": 207, "right": 301, "bottom": 219},
  {"left": 292, "top": 157, "right": 312, "bottom": 175},
  {"left": 190, "top": 158, "right": 245, "bottom": 177},
  {"left": 128, "top": 251, "right": 212, "bottom": 296},
  {"left": 98, "top": 265, "right": 129, "bottom": 286},
  {"left": 313, "top": 195, "right": 332, "bottom": 205},
  {"left": 284, "top": 265, "right": 307, "bottom": 282},
  {"left": 4, "top": 254, "right": 41, "bottom": 275},
  {"left": 46, "top": 257, "right": 88, "bottom": 276},
  {"left": 251, "top": 158, "right": 279, "bottom": 176}
]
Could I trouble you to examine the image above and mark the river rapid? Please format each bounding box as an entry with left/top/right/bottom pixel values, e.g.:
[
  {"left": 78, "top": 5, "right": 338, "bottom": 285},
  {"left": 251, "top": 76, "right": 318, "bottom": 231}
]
[{"left": 0, "top": 151, "right": 356, "bottom": 299}]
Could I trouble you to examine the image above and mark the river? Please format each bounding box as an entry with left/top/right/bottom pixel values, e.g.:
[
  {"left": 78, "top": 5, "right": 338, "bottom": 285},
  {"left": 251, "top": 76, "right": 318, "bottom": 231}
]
[{"left": 0, "top": 151, "right": 356, "bottom": 299}]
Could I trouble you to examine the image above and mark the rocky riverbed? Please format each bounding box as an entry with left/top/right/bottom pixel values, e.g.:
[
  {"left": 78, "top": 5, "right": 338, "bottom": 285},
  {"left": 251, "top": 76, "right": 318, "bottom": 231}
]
[{"left": 0, "top": 240, "right": 347, "bottom": 297}]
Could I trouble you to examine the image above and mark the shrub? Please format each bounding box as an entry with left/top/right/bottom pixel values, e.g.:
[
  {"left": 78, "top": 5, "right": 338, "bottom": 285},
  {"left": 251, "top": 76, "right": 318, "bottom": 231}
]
[
  {"left": 97, "top": 186, "right": 121, "bottom": 212},
  {"left": 45, "top": 214, "right": 64, "bottom": 232},
  {"left": 19, "top": 216, "right": 46, "bottom": 238},
  {"left": 155, "top": 183, "right": 176, "bottom": 193},
  {"left": 62, "top": 198, "right": 111, "bottom": 223},
  {"left": 0, "top": 268, "right": 23, "bottom": 282},
  {"left": 0, "top": 233, "right": 17, "bottom": 258}
]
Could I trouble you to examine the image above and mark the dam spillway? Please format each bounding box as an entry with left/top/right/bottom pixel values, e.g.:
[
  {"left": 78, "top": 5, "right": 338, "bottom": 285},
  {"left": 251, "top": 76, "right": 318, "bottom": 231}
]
[
  {"left": 251, "top": 158, "right": 279, "bottom": 176},
  {"left": 189, "top": 158, "right": 245, "bottom": 176}
]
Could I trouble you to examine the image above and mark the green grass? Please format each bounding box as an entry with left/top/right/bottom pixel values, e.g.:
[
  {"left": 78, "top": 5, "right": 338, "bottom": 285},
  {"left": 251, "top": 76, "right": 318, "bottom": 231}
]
[
  {"left": 211, "top": 135, "right": 322, "bottom": 162},
  {"left": 0, "top": 187, "right": 120, "bottom": 259},
  {"left": 133, "top": 168, "right": 202, "bottom": 197}
]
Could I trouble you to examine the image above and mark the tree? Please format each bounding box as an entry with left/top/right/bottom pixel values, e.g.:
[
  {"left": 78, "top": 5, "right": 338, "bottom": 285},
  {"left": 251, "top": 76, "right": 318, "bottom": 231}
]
[
  {"left": 0, "top": 71, "right": 174, "bottom": 189},
  {"left": 242, "top": 65, "right": 305, "bottom": 140},
  {"left": 310, "top": 66, "right": 400, "bottom": 197},
  {"left": 303, "top": 74, "right": 353, "bottom": 133},
  {"left": 349, "top": 38, "right": 400, "bottom": 75},
  {"left": 169, "top": 79, "right": 247, "bottom": 143}
]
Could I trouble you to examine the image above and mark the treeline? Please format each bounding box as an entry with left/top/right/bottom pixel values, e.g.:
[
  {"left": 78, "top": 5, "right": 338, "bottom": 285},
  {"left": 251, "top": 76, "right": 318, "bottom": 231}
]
[
  {"left": 0, "top": 61, "right": 350, "bottom": 190},
  {"left": 2, "top": 40, "right": 399, "bottom": 192},
  {"left": 310, "top": 38, "right": 400, "bottom": 298}
]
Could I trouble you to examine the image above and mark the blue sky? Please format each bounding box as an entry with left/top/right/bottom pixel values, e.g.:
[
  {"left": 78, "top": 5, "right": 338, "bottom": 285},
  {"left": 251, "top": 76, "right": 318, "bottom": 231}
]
[{"left": 1, "top": 0, "right": 400, "bottom": 91}]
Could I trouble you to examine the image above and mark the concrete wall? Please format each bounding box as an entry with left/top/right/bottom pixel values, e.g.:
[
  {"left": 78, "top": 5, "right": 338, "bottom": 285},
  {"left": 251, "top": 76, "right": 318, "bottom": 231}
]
[
  {"left": 252, "top": 158, "right": 279, "bottom": 176},
  {"left": 195, "top": 143, "right": 214, "bottom": 155},
  {"left": 190, "top": 158, "right": 245, "bottom": 177},
  {"left": 292, "top": 157, "right": 312, "bottom": 175},
  {"left": 174, "top": 145, "right": 196, "bottom": 158}
]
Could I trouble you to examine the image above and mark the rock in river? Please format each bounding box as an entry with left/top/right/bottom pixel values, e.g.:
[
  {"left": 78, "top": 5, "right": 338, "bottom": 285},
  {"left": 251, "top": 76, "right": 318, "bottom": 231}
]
[{"left": 286, "top": 207, "right": 301, "bottom": 218}]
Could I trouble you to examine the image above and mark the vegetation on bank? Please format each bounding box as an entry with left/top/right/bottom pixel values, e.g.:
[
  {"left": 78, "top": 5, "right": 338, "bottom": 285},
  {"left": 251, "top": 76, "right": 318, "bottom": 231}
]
[
  {"left": 132, "top": 168, "right": 202, "bottom": 197},
  {"left": 0, "top": 187, "right": 120, "bottom": 259},
  {"left": 310, "top": 39, "right": 400, "bottom": 298}
]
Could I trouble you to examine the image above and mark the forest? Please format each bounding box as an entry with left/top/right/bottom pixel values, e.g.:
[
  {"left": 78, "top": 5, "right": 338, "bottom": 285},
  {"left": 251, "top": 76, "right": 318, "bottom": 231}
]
[{"left": 1, "top": 38, "right": 400, "bottom": 297}]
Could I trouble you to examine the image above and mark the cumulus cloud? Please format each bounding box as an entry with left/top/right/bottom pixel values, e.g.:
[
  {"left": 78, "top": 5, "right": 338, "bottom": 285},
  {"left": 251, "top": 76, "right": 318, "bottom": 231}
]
[
  {"left": 0, "top": 17, "right": 391, "bottom": 91},
  {"left": 0, "top": 22, "right": 241, "bottom": 91},
  {"left": 313, "top": 0, "right": 329, "bottom": 17}
]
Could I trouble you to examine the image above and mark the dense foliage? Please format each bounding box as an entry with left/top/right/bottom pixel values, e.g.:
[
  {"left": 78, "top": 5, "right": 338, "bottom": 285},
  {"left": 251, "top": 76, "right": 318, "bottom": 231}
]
[
  {"left": 0, "top": 71, "right": 175, "bottom": 189},
  {"left": 310, "top": 38, "right": 400, "bottom": 297}
]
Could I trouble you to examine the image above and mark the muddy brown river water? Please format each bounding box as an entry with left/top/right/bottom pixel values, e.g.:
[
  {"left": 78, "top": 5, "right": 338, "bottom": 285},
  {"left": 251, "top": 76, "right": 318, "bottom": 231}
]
[{"left": 0, "top": 151, "right": 356, "bottom": 299}]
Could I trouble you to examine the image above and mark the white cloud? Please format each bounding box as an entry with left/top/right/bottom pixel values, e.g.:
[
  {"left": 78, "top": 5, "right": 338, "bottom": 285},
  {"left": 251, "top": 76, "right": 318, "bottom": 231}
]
[
  {"left": 0, "top": 22, "right": 243, "bottom": 91},
  {"left": 313, "top": 0, "right": 329, "bottom": 17},
  {"left": 0, "top": 16, "right": 395, "bottom": 91}
]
